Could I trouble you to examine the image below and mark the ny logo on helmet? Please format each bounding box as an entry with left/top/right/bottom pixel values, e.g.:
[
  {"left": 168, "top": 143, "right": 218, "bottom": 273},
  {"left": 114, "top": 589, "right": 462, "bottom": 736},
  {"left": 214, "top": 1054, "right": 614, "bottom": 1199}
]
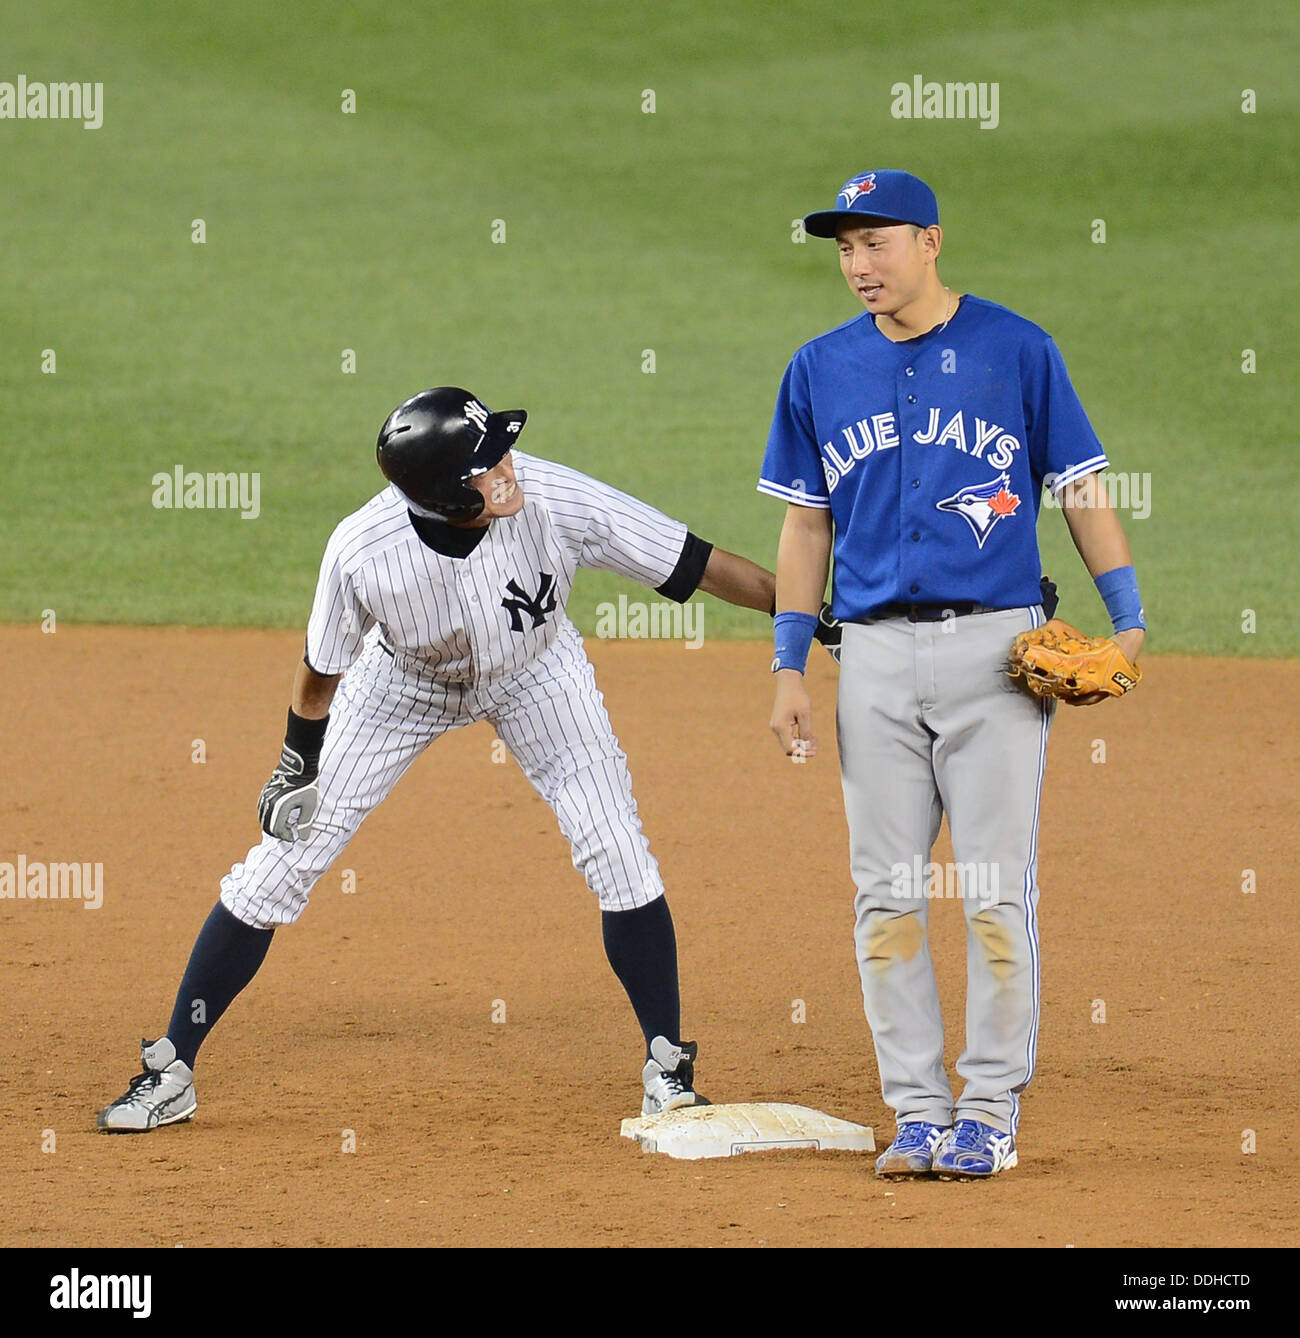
[
  {"left": 501, "top": 572, "right": 558, "bottom": 632},
  {"left": 464, "top": 399, "right": 489, "bottom": 433}
]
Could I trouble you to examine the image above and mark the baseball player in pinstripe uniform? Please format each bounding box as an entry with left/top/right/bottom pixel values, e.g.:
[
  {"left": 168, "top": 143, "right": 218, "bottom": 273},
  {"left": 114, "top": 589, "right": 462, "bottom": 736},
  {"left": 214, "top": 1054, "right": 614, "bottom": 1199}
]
[
  {"left": 763, "top": 172, "right": 1146, "bottom": 1179},
  {"left": 99, "top": 386, "right": 831, "bottom": 1133}
]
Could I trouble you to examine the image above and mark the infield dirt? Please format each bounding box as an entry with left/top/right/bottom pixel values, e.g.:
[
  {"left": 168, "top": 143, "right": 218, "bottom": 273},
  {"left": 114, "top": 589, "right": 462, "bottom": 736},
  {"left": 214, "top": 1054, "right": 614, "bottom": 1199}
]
[{"left": 2, "top": 626, "right": 1294, "bottom": 1247}]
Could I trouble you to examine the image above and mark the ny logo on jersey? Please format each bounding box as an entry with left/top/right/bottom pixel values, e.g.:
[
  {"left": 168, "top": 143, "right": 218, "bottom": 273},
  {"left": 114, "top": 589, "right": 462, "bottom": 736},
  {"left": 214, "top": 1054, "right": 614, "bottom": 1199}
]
[
  {"left": 935, "top": 472, "right": 1021, "bottom": 549},
  {"left": 501, "top": 571, "right": 558, "bottom": 632},
  {"left": 837, "top": 172, "right": 877, "bottom": 208}
]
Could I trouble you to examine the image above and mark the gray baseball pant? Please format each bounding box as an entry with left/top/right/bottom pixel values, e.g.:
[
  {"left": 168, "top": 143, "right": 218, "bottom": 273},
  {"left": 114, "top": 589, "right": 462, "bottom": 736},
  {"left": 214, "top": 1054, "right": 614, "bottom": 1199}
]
[{"left": 836, "top": 606, "right": 1052, "bottom": 1137}]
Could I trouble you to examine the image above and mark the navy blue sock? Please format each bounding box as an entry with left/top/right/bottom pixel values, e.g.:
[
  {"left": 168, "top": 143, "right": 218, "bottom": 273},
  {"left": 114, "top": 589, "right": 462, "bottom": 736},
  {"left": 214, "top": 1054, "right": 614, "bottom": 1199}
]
[
  {"left": 166, "top": 901, "right": 274, "bottom": 1068},
  {"left": 601, "top": 896, "right": 680, "bottom": 1057}
]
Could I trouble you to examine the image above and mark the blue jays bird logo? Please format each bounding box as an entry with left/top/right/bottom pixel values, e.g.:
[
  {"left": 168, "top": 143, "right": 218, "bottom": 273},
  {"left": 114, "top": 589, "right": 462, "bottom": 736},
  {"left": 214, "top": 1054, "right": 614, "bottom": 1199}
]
[
  {"left": 837, "top": 173, "right": 877, "bottom": 208},
  {"left": 936, "top": 473, "right": 1021, "bottom": 548}
]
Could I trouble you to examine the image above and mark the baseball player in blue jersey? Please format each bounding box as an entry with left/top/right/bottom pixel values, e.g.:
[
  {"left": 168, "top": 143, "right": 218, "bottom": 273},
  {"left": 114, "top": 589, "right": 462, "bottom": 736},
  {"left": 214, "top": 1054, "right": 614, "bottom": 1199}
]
[
  {"left": 762, "top": 171, "right": 1146, "bottom": 1178},
  {"left": 98, "top": 386, "right": 829, "bottom": 1133}
]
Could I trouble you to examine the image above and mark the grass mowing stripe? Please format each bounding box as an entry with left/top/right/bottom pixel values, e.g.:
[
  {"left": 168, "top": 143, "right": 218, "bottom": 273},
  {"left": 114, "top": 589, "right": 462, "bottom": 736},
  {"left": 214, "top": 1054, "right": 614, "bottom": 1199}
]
[{"left": 0, "top": 0, "right": 1292, "bottom": 651}]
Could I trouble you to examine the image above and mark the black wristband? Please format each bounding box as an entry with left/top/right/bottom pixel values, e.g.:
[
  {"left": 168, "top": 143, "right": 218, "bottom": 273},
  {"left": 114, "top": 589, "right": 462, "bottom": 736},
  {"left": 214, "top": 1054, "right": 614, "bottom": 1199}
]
[{"left": 285, "top": 707, "right": 329, "bottom": 773}]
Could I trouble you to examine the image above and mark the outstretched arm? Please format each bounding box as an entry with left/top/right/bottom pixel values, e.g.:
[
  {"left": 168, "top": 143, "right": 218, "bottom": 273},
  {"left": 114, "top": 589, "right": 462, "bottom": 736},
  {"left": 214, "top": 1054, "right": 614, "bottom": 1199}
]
[{"left": 696, "top": 546, "right": 776, "bottom": 612}]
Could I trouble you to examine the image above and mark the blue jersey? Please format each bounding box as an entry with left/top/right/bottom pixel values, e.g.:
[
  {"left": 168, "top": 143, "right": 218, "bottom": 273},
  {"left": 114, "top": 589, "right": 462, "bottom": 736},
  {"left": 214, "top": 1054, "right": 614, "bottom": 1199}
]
[{"left": 758, "top": 296, "right": 1108, "bottom": 619}]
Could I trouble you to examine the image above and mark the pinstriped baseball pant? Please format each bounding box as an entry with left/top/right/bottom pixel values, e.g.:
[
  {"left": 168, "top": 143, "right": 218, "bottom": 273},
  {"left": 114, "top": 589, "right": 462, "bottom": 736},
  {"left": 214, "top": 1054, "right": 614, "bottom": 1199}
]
[
  {"left": 220, "top": 624, "right": 664, "bottom": 927},
  {"left": 837, "top": 606, "right": 1053, "bottom": 1137}
]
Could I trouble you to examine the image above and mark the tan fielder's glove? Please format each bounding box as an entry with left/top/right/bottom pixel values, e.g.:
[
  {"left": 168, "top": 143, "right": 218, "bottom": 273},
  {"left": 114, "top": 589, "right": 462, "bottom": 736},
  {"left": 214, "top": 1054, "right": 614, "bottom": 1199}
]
[{"left": 1005, "top": 618, "right": 1141, "bottom": 705}]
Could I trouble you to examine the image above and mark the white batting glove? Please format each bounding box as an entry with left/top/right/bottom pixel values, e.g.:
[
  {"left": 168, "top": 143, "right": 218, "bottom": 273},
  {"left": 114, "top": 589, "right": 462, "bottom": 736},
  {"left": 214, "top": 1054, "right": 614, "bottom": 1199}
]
[{"left": 258, "top": 744, "right": 321, "bottom": 842}]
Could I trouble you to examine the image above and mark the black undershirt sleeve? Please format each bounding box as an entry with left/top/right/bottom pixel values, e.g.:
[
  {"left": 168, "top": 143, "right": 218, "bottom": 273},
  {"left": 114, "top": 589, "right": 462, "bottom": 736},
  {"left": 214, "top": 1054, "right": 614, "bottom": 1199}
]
[{"left": 655, "top": 531, "right": 713, "bottom": 604}]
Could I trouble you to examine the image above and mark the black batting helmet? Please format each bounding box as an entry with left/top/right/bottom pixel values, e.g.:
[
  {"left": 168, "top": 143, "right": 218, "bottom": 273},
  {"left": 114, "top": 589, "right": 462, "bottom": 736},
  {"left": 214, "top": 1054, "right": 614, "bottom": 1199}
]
[{"left": 375, "top": 387, "right": 527, "bottom": 521}]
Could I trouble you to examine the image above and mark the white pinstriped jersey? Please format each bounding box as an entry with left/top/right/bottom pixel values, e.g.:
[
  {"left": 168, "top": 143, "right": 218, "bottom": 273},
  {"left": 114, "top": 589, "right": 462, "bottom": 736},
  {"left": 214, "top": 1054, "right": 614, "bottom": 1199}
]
[{"left": 305, "top": 451, "right": 688, "bottom": 684}]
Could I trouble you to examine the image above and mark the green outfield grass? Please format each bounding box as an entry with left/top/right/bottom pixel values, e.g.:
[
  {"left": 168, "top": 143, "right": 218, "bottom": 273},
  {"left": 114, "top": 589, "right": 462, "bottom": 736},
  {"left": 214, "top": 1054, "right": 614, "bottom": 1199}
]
[{"left": 1, "top": 0, "right": 1294, "bottom": 653}]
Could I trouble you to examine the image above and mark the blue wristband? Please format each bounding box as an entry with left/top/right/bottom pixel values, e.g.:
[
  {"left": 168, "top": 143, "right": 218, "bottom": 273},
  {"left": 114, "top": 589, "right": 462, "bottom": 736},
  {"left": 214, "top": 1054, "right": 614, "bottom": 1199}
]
[
  {"left": 772, "top": 611, "right": 818, "bottom": 674},
  {"left": 1094, "top": 565, "right": 1146, "bottom": 633}
]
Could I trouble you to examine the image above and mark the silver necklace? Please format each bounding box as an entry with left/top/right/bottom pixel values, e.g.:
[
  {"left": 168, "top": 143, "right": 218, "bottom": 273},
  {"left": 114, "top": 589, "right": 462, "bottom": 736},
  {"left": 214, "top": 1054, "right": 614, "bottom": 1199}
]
[{"left": 932, "top": 287, "right": 956, "bottom": 335}]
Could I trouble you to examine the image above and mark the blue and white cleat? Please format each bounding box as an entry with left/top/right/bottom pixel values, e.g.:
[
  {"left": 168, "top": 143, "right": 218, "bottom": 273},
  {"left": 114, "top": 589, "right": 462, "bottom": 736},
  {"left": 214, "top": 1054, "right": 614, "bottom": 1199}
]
[
  {"left": 874, "top": 1120, "right": 952, "bottom": 1178},
  {"left": 932, "top": 1118, "right": 1017, "bottom": 1179}
]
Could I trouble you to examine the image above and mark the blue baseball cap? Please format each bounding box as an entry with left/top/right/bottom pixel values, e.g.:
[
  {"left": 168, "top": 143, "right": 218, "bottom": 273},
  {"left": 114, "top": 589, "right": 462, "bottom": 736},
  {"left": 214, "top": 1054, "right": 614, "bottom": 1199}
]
[{"left": 803, "top": 170, "right": 939, "bottom": 237}]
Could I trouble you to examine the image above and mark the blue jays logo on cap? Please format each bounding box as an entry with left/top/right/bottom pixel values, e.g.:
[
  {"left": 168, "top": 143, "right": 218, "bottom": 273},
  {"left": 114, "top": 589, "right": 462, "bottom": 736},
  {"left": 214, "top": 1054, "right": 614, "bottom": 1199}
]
[
  {"left": 804, "top": 169, "right": 940, "bottom": 238},
  {"left": 936, "top": 473, "right": 1021, "bottom": 549},
  {"left": 838, "top": 173, "right": 877, "bottom": 208}
]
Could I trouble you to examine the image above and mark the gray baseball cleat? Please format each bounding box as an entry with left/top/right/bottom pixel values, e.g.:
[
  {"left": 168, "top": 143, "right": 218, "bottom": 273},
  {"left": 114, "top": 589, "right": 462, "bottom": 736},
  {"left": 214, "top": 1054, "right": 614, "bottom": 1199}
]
[
  {"left": 97, "top": 1037, "right": 197, "bottom": 1133},
  {"left": 641, "top": 1035, "right": 706, "bottom": 1116}
]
